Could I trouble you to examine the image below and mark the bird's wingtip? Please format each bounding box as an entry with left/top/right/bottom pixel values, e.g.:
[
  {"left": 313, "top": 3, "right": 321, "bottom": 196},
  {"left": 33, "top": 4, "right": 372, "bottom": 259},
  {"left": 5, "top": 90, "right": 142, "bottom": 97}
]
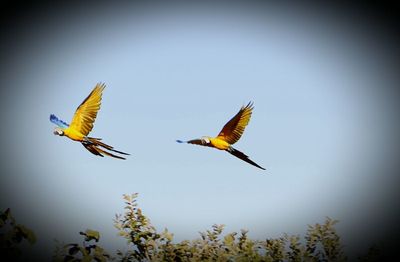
[{"left": 176, "top": 140, "right": 185, "bottom": 143}]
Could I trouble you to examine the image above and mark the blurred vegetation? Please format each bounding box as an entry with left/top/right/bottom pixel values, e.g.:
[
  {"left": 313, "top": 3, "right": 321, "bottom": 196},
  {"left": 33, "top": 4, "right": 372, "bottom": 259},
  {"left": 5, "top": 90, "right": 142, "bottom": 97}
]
[
  {"left": 2, "top": 194, "right": 384, "bottom": 261},
  {"left": 52, "top": 193, "right": 379, "bottom": 261},
  {"left": 0, "top": 208, "right": 36, "bottom": 259},
  {"left": 53, "top": 229, "right": 111, "bottom": 262}
]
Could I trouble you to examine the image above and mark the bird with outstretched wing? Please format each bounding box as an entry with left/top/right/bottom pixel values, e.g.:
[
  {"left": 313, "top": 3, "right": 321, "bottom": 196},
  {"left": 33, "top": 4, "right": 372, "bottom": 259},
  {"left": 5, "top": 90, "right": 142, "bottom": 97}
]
[
  {"left": 50, "top": 83, "right": 129, "bottom": 159},
  {"left": 177, "top": 102, "right": 265, "bottom": 170}
]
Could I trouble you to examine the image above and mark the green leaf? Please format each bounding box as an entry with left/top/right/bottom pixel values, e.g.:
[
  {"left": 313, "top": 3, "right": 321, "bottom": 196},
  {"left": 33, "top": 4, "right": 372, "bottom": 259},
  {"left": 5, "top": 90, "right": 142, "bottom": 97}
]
[
  {"left": 165, "top": 231, "right": 173, "bottom": 242},
  {"left": 82, "top": 229, "right": 100, "bottom": 242},
  {"left": 223, "top": 233, "right": 235, "bottom": 246},
  {"left": 68, "top": 244, "right": 80, "bottom": 255},
  {"left": 82, "top": 254, "right": 93, "bottom": 262},
  {"left": 0, "top": 208, "right": 11, "bottom": 222},
  {"left": 17, "top": 225, "right": 36, "bottom": 244}
]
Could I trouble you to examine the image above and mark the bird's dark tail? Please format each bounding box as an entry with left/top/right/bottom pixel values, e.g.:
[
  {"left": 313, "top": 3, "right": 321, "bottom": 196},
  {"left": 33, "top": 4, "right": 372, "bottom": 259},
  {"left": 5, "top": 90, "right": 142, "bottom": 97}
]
[
  {"left": 82, "top": 137, "right": 130, "bottom": 160},
  {"left": 227, "top": 147, "right": 265, "bottom": 170}
]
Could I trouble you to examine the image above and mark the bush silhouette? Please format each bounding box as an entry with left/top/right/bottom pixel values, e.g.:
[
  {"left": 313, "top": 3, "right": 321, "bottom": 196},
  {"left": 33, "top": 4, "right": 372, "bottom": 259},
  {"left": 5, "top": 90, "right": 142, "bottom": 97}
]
[
  {"left": 54, "top": 193, "right": 351, "bottom": 261},
  {"left": 0, "top": 208, "right": 36, "bottom": 260},
  {"left": 3, "top": 194, "right": 384, "bottom": 261}
]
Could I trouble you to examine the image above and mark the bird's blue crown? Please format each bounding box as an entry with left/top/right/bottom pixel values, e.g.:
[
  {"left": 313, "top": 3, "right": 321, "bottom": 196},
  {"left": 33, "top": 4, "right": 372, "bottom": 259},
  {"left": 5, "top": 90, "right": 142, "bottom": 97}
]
[{"left": 50, "top": 114, "right": 69, "bottom": 129}]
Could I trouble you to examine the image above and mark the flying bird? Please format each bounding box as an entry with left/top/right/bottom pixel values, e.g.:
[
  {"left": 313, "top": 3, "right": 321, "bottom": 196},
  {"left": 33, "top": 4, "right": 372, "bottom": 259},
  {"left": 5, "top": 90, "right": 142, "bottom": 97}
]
[
  {"left": 50, "top": 83, "right": 129, "bottom": 159},
  {"left": 177, "top": 102, "right": 265, "bottom": 170}
]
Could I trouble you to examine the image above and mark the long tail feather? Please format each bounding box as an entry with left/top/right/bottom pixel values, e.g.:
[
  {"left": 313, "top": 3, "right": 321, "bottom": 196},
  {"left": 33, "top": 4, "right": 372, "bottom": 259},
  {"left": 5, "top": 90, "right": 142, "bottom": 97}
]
[
  {"left": 88, "top": 137, "right": 130, "bottom": 155},
  {"left": 82, "top": 143, "right": 104, "bottom": 157},
  {"left": 82, "top": 138, "right": 129, "bottom": 159},
  {"left": 227, "top": 147, "right": 265, "bottom": 170},
  {"left": 92, "top": 146, "right": 127, "bottom": 160}
]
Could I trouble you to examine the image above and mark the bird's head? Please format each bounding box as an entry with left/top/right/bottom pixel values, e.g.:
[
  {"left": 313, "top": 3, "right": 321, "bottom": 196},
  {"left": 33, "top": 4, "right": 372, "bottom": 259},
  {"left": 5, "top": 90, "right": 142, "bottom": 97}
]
[
  {"left": 201, "top": 136, "right": 211, "bottom": 143},
  {"left": 53, "top": 127, "right": 64, "bottom": 136}
]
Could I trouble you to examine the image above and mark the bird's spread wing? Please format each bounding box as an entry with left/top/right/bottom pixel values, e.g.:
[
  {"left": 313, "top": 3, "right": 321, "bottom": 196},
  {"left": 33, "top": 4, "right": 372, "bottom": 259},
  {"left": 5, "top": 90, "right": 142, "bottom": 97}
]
[
  {"left": 69, "top": 83, "right": 105, "bottom": 136},
  {"left": 50, "top": 114, "right": 69, "bottom": 129},
  {"left": 216, "top": 102, "right": 253, "bottom": 145},
  {"left": 177, "top": 138, "right": 213, "bottom": 148},
  {"left": 227, "top": 147, "right": 265, "bottom": 170}
]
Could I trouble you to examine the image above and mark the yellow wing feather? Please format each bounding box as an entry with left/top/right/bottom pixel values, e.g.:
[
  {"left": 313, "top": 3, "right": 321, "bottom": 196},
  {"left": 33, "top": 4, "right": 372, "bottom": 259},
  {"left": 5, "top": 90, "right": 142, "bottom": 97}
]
[
  {"left": 69, "top": 83, "right": 105, "bottom": 136},
  {"left": 216, "top": 102, "right": 253, "bottom": 145}
]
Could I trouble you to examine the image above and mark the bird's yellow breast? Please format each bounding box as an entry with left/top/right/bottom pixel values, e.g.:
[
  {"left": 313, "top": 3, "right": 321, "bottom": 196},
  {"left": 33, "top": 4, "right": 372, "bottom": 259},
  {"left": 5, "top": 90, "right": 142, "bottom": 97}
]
[
  {"left": 210, "top": 137, "right": 231, "bottom": 150},
  {"left": 64, "top": 128, "right": 85, "bottom": 141}
]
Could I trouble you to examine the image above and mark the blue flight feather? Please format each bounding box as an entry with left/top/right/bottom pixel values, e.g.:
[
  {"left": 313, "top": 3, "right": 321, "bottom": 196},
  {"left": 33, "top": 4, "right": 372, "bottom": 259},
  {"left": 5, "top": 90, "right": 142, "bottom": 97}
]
[
  {"left": 50, "top": 114, "right": 69, "bottom": 129},
  {"left": 176, "top": 140, "right": 185, "bottom": 143}
]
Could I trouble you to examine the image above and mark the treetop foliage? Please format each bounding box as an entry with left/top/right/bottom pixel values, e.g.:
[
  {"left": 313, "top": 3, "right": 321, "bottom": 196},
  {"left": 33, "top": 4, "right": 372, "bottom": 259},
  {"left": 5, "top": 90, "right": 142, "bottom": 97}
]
[
  {"left": 0, "top": 208, "right": 36, "bottom": 259},
  {"left": 54, "top": 193, "right": 351, "bottom": 261},
  {"left": 2, "top": 195, "right": 383, "bottom": 261}
]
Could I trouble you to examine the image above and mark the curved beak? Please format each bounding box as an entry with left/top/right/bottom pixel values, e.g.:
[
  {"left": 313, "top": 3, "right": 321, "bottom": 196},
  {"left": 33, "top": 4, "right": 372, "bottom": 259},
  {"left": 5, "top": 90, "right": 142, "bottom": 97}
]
[{"left": 53, "top": 128, "right": 63, "bottom": 136}]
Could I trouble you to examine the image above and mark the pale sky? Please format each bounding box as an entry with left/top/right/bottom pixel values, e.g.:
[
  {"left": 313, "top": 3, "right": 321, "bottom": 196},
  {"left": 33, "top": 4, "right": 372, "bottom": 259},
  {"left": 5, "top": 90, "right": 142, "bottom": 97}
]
[{"left": 1, "top": 2, "right": 399, "bottom": 259}]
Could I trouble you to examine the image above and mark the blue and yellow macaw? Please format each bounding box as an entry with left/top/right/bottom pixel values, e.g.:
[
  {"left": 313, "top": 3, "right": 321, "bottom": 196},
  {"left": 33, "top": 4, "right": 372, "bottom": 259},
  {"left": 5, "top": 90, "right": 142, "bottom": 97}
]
[
  {"left": 50, "top": 83, "right": 129, "bottom": 159},
  {"left": 177, "top": 102, "right": 265, "bottom": 170}
]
